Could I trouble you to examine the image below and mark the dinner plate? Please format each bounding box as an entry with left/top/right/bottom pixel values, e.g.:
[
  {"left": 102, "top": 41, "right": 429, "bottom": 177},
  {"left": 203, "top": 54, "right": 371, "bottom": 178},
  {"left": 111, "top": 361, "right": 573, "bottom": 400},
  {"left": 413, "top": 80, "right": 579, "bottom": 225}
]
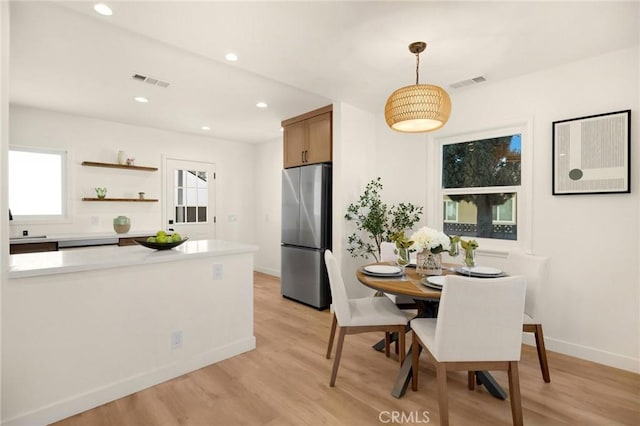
[
  {"left": 455, "top": 266, "right": 505, "bottom": 277},
  {"left": 363, "top": 265, "right": 402, "bottom": 275},
  {"left": 421, "top": 276, "right": 444, "bottom": 290}
]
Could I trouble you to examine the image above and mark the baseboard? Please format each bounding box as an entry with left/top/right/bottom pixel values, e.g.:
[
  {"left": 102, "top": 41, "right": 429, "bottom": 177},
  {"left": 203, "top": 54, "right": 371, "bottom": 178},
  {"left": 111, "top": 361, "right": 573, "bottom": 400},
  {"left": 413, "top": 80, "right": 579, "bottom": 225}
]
[
  {"left": 254, "top": 265, "right": 280, "bottom": 277},
  {"left": 522, "top": 333, "right": 639, "bottom": 373},
  {"left": 3, "top": 337, "right": 257, "bottom": 426}
]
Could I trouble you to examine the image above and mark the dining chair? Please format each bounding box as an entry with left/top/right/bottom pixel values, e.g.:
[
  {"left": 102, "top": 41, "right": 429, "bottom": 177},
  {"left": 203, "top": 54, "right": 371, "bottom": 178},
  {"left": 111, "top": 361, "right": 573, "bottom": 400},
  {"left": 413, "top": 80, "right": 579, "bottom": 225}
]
[
  {"left": 324, "top": 250, "right": 409, "bottom": 387},
  {"left": 506, "top": 251, "right": 551, "bottom": 382},
  {"left": 411, "top": 275, "right": 527, "bottom": 426}
]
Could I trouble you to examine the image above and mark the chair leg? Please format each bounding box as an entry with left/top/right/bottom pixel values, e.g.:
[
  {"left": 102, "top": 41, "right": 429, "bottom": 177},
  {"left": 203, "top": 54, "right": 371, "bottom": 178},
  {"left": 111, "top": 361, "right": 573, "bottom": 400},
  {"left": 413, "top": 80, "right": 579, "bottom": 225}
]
[
  {"left": 398, "top": 327, "right": 406, "bottom": 365},
  {"left": 329, "top": 327, "right": 347, "bottom": 387},
  {"left": 507, "top": 361, "right": 524, "bottom": 426},
  {"left": 467, "top": 371, "right": 475, "bottom": 390},
  {"left": 533, "top": 324, "right": 551, "bottom": 383},
  {"left": 385, "top": 332, "right": 391, "bottom": 358},
  {"left": 435, "top": 363, "right": 449, "bottom": 426},
  {"left": 326, "top": 313, "right": 337, "bottom": 359}
]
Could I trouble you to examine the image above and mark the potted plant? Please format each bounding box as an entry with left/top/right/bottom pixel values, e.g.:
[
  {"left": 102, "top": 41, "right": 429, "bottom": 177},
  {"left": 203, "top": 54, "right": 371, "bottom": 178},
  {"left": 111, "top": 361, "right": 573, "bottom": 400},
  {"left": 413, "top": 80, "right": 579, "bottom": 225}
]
[{"left": 344, "top": 177, "right": 423, "bottom": 262}]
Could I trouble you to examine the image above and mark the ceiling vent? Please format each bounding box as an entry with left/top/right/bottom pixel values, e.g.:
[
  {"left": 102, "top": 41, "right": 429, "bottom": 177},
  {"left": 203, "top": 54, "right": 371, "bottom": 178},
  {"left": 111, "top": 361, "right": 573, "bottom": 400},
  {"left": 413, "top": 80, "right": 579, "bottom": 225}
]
[
  {"left": 132, "top": 73, "right": 170, "bottom": 88},
  {"left": 449, "top": 75, "right": 486, "bottom": 89}
]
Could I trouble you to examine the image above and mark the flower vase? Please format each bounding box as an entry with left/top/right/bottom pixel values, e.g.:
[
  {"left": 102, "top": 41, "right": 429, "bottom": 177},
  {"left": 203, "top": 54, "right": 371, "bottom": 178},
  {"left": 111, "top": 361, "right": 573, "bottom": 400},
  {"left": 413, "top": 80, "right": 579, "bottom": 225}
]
[
  {"left": 395, "top": 247, "right": 411, "bottom": 275},
  {"left": 416, "top": 249, "right": 442, "bottom": 276}
]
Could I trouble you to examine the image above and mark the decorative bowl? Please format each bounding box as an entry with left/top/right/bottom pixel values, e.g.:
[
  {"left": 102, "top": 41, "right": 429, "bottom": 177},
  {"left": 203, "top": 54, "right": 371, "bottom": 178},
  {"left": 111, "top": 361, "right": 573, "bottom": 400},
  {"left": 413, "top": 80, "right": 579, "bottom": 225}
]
[{"left": 134, "top": 237, "right": 188, "bottom": 250}]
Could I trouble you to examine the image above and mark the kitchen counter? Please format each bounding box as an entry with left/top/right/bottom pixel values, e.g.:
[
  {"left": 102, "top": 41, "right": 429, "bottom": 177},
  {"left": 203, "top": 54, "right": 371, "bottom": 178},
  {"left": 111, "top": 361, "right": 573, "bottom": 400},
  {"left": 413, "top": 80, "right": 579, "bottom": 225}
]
[
  {"left": 4, "top": 238, "right": 258, "bottom": 426},
  {"left": 9, "top": 239, "right": 258, "bottom": 278},
  {"left": 9, "top": 230, "right": 155, "bottom": 244}
]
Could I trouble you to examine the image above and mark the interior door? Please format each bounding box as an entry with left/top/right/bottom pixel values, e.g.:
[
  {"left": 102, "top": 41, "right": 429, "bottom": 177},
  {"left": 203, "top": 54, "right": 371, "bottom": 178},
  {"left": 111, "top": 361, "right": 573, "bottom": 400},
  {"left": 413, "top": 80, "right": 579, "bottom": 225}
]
[{"left": 164, "top": 158, "right": 216, "bottom": 239}]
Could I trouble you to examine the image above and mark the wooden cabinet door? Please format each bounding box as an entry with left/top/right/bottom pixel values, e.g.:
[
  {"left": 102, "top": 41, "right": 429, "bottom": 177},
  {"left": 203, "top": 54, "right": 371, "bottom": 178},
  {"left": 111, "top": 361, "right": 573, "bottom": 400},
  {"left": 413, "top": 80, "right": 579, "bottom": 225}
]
[
  {"left": 283, "top": 121, "right": 306, "bottom": 168},
  {"left": 306, "top": 112, "right": 332, "bottom": 164}
]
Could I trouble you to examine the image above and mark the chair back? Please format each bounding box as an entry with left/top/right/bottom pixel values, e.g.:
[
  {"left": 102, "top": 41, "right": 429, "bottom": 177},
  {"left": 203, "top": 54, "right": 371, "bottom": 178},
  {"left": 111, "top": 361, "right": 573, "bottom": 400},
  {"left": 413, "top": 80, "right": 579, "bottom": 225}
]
[
  {"left": 433, "top": 275, "right": 526, "bottom": 362},
  {"left": 506, "top": 251, "right": 549, "bottom": 320},
  {"left": 324, "top": 250, "right": 351, "bottom": 325},
  {"left": 380, "top": 242, "right": 396, "bottom": 262}
]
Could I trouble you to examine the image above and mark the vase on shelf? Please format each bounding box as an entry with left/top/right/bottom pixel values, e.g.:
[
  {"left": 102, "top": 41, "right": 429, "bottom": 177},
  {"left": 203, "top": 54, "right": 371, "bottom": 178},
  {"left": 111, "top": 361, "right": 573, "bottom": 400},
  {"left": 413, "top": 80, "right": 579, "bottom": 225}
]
[
  {"left": 113, "top": 215, "right": 131, "bottom": 234},
  {"left": 416, "top": 249, "right": 442, "bottom": 276},
  {"left": 117, "top": 150, "right": 128, "bottom": 165},
  {"left": 95, "top": 187, "right": 107, "bottom": 199}
]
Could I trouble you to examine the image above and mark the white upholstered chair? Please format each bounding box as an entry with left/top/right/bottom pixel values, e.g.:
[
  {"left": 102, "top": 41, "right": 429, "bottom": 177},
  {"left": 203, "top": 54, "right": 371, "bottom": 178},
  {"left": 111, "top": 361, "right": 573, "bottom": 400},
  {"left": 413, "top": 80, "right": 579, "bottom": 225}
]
[
  {"left": 411, "top": 275, "right": 527, "bottom": 426},
  {"left": 506, "top": 251, "right": 551, "bottom": 382},
  {"left": 324, "top": 250, "right": 409, "bottom": 387}
]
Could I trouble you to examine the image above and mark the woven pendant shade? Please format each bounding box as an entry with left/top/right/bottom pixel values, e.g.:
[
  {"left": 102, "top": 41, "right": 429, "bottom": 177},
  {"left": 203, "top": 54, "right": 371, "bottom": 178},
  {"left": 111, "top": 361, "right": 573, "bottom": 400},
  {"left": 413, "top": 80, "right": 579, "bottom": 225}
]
[
  {"left": 385, "top": 41, "right": 451, "bottom": 133},
  {"left": 385, "top": 84, "right": 451, "bottom": 132}
]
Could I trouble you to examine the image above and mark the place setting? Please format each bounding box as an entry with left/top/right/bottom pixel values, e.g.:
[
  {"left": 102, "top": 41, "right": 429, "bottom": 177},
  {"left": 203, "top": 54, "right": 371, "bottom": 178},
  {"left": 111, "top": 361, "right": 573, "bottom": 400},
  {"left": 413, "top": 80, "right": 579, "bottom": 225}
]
[{"left": 361, "top": 264, "right": 405, "bottom": 278}]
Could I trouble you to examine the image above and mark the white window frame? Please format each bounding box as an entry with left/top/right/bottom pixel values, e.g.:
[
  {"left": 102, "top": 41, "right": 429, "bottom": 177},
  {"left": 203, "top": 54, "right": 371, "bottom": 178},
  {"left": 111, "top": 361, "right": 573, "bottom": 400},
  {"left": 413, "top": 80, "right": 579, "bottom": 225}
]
[
  {"left": 432, "top": 120, "right": 533, "bottom": 253},
  {"left": 8, "top": 145, "right": 68, "bottom": 223},
  {"left": 443, "top": 198, "right": 459, "bottom": 223}
]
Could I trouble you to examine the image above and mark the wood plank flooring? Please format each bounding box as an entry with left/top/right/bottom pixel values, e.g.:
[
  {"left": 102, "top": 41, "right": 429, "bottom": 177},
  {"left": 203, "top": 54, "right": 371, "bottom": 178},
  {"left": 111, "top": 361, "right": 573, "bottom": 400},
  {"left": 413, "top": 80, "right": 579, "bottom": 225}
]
[{"left": 53, "top": 272, "right": 640, "bottom": 425}]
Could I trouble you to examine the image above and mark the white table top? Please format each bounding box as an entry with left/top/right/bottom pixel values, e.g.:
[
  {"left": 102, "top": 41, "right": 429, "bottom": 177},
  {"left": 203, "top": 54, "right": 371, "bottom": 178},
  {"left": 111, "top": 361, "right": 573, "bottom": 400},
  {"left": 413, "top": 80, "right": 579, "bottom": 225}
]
[{"left": 9, "top": 239, "right": 259, "bottom": 278}]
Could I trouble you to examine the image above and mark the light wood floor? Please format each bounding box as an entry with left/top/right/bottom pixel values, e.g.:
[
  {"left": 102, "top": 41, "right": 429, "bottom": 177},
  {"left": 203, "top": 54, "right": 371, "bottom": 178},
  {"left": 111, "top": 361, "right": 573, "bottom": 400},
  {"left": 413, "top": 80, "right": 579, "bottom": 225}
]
[{"left": 53, "top": 272, "right": 640, "bottom": 425}]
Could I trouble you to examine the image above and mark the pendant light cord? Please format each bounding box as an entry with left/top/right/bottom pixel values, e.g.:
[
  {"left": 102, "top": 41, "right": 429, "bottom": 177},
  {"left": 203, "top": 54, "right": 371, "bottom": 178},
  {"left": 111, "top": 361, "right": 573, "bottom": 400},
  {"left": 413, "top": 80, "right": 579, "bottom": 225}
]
[{"left": 415, "top": 52, "right": 420, "bottom": 85}]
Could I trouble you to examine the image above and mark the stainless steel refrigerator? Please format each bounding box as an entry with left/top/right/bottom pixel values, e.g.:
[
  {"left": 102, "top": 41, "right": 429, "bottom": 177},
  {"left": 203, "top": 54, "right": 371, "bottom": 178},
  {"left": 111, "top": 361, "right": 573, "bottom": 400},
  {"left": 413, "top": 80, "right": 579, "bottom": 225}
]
[{"left": 281, "top": 163, "right": 332, "bottom": 310}]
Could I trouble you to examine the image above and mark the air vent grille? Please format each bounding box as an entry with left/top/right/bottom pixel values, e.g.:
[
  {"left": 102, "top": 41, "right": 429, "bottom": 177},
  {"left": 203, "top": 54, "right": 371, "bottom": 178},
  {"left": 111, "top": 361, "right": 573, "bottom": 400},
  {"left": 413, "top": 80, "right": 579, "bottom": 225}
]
[
  {"left": 450, "top": 75, "right": 487, "bottom": 89},
  {"left": 131, "top": 73, "right": 170, "bottom": 88}
]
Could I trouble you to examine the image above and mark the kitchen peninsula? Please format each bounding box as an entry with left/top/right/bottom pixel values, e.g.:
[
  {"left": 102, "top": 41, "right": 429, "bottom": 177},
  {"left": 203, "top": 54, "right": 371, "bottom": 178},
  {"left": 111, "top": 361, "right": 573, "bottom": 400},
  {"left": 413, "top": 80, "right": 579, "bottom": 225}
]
[{"left": 4, "top": 239, "right": 258, "bottom": 426}]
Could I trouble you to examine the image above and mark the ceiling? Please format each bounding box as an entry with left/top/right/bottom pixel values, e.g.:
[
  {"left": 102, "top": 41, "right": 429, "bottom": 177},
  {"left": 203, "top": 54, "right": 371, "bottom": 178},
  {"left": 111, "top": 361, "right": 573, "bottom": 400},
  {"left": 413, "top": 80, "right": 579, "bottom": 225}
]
[{"left": 9, "top": 1, "right": 639, "bottom": 144}]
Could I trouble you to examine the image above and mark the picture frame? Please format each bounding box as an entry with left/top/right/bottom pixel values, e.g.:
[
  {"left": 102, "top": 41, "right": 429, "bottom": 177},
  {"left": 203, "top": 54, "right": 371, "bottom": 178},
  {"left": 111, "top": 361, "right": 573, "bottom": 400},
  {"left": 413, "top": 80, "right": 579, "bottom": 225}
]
[{"left": 552, "top": 109, "right": 631, "bottom": 195}]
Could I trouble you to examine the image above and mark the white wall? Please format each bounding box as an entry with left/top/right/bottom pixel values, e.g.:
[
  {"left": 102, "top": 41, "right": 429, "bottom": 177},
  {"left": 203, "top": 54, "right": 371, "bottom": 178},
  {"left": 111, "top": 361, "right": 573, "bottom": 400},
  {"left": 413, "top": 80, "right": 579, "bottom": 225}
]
[
  {"left": 253, "top": 137, "right": 282, "bottom": 276},
  {"left": 9, "top": 105, "right": 256, "bottom": 245},
  {"left": 415, "top": 46, "right": 637, "bottom": 372},
  {"left": 0, "top": 2, "right": 10, "bottom": 422}
]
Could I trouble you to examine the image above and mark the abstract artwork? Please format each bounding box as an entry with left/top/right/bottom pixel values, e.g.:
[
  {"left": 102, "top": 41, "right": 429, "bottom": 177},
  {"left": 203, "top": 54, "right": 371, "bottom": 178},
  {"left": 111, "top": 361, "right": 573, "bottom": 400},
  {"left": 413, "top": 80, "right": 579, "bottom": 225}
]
[{"left": 552, "top": 110, "right": 630, "bottom": 195}]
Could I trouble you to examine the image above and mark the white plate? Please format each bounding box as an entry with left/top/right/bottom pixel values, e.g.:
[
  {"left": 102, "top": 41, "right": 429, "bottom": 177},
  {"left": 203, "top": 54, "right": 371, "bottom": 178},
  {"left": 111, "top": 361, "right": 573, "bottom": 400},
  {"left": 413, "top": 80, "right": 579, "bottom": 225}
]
[
  {"left": 426, "top": 275, "right": 445, "bottom": 287},
  {"left": 363, "top": 265, "right": 402, "bottom": 275},
  {"left": 459, "top": 266, "right": 503, "bottom": 276}
]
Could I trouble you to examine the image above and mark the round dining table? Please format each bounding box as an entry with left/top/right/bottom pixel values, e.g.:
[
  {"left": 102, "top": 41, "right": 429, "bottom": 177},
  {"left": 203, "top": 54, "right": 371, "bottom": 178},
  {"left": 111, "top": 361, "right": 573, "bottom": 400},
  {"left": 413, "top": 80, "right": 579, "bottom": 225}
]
[{"left": 356, "top": 263, "right": 508, "bottom": 400}]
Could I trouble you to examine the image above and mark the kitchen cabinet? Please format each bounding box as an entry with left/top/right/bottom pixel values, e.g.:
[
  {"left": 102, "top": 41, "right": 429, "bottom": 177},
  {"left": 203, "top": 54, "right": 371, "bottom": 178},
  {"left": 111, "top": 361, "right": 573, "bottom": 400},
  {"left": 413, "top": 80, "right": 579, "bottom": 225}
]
[
  {"left": 282, "top": 105, "right": 332, "bottom": 168},
  {"left": 10, "top": 241, "right": 58, "bottom": 254}
]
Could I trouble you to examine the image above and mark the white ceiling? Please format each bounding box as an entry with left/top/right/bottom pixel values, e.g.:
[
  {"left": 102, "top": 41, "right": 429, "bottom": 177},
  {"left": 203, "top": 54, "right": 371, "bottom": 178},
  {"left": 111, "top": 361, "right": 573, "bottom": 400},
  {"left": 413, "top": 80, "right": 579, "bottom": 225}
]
[{"left": 9, "top": 1, "right": 639, "bottom": 144}]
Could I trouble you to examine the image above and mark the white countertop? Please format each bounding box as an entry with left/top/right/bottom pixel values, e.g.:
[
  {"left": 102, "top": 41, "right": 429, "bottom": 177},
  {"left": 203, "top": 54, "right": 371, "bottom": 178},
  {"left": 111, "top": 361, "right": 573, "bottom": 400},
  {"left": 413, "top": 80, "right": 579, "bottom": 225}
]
[{"left": 9, "top": 239, "right": 259, "bottom": 278}]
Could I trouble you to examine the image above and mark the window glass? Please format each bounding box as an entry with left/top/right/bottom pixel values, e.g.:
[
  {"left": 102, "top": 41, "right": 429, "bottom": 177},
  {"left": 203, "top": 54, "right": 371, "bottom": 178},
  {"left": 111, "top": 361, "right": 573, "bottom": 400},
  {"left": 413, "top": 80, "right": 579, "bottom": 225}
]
[
  {"left": 9, "top": 147, "right": 66, "bottom": 219},
  {"left": 441, "top": 132, "right": 522, "bottom": 241},
  {"left": 174, "top": 168, "right": 209, "bottom": 224}
]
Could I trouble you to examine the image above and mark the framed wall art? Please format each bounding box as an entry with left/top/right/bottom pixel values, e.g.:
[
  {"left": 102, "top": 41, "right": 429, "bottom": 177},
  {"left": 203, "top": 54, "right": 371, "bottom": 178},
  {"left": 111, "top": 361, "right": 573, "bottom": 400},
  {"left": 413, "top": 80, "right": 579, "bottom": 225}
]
[{"left": 552, "top": 109, "right": 631, "bottom": 195}]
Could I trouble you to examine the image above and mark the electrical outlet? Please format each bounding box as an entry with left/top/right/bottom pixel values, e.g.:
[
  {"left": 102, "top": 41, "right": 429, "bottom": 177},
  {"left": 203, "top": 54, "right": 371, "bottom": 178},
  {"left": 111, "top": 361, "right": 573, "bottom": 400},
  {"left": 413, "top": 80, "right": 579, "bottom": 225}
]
[
  {"left": 171, "top": 331, "right": 183, "bottom": 349},
  {"left": 22, "top": 230, "right": 28, "bottom": 237},
  {"left": 228, "top": 214, "right": 237, "bottom": 222},
  {"left": 213, "top": 264, "right": 223, "bottom": 280}
]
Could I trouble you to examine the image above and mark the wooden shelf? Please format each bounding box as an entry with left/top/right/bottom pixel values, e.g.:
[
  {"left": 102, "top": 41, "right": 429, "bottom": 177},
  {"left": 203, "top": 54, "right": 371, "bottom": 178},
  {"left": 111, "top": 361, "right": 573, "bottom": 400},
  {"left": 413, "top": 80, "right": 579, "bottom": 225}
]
[
  {"left": 81, "top": 161, "right": 158, "bottom": 171},
  {"left": 82, "top": 197, "right": 158, "bottom": 202}
]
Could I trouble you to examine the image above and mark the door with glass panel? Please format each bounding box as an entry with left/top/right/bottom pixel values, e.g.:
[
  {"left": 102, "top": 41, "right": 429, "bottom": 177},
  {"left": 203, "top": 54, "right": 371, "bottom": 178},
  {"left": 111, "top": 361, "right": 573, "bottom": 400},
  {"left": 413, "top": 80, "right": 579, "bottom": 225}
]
[{"left": 164, "top": 158, "right": 216, "bottom": 239}]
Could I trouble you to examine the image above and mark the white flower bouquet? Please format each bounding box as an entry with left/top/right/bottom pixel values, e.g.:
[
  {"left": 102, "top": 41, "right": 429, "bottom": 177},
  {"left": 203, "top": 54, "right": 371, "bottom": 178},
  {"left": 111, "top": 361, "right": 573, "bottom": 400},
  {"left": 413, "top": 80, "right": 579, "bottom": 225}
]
[{"left": 410, "top": 226, "right": 451, "bottom": 254}]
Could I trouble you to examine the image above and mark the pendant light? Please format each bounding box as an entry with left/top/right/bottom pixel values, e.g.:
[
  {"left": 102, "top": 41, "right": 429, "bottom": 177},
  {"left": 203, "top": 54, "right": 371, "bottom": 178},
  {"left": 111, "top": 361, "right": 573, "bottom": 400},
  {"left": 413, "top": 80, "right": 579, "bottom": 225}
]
[{"left": 385, "top": 41, "right": 451, "bottom": 133}]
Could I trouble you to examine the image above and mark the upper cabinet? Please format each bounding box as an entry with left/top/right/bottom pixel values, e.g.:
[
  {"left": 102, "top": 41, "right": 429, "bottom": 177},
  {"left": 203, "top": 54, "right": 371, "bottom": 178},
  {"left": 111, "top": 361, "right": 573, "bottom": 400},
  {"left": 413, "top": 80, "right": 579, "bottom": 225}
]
[{"left": 282, "top": 105, "right": 332, "bottom": 168}]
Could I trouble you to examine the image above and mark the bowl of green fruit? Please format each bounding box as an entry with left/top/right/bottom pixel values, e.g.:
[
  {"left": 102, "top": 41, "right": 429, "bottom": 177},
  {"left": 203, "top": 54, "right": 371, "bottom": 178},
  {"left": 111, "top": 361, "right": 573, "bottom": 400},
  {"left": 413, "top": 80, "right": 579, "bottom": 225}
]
[{"left": 135, "top": 230, "right": 188, "bottom": 250}]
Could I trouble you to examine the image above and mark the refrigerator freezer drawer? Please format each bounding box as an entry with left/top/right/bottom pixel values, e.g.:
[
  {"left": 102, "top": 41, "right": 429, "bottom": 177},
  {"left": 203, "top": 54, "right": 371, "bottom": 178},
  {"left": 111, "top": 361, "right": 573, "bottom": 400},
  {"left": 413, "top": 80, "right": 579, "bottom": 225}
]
[{"left": 281, "top": 245, "right": 331, "bottom": 310}]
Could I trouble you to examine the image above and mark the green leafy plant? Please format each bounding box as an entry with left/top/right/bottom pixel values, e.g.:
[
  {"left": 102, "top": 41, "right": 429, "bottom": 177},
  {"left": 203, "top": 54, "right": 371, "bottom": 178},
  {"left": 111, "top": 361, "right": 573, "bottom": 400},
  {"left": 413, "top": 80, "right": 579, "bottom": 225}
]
[{"left": 344, "top": 178, "right": 423, "bottom": 261}]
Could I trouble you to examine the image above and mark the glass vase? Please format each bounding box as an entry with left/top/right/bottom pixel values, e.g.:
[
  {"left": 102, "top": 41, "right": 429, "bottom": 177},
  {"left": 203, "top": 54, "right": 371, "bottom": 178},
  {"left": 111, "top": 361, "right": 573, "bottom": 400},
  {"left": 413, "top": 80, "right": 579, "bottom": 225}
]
[
  {"left": 416, "top": 249, "right": 442, "bottom": 276},
  {"left": 395, "top": 247, "right": 411, "bottom": 275}
]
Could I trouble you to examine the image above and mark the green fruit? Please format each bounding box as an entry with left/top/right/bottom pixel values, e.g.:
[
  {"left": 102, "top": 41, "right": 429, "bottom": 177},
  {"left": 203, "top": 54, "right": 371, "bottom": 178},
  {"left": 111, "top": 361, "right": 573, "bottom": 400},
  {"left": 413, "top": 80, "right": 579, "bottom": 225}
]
[
  {"left": 171, "top": 233, "right": 182, "bottom": 242},
  {"left": 156, "top": 230, "right": 167, "bottom": 237},
  {"left": 146, "top": 236, "right": 157, "bottom": 243},
  {"left": 156, "top": 235, "right": 169, "bottom": 244}
]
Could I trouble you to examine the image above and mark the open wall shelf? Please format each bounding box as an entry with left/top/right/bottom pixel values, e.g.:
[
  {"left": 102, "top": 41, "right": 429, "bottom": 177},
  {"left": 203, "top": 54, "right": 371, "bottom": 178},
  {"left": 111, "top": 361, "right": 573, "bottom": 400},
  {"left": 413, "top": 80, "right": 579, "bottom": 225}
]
[
  {"left": 81, "top": 161, "right": 158, "bottom": 171},
  {"left": 82, "top": 197, "right": 158, "bottom": 202}
]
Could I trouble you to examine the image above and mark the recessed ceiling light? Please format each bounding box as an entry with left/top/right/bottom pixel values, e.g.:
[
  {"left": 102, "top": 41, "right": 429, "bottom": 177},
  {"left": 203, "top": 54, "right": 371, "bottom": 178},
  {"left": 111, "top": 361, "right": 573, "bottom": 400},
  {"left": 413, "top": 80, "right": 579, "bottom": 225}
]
[
  {"left": 94, "top": 3, "right": 113, "bottom": 16},
  {"left": 225, "top": 53, "right": 238, "bottom": 62},
  {"left": 201, "top": 126, "right": 211, "bottom": 131},
  {"left": 134, "top": 96, "right": 149, "bottom": 103},
  {"left": 256, "top": 102, "right": 268, "bottom": 108}
]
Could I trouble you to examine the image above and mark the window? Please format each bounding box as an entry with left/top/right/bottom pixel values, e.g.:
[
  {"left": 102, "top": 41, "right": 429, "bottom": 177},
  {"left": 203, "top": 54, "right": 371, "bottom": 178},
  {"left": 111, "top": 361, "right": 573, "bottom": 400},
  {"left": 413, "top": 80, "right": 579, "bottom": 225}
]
[
  {"left": 174, "top": 169, "right": 208, "bottom": 223},
  {"left": 9, "top": 147, "right": 67, "bottom": 220},
  {"left": 440, "top": 131, "right": 522, "bottom": 241}
]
